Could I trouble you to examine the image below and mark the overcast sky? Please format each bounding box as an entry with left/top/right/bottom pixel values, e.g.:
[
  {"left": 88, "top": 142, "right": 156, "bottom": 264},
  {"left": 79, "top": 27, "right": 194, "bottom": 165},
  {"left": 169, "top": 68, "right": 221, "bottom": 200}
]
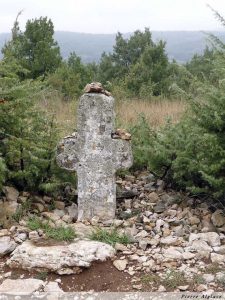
[{"left": 0, "top": 0, "right": 225, "bottom": 34}]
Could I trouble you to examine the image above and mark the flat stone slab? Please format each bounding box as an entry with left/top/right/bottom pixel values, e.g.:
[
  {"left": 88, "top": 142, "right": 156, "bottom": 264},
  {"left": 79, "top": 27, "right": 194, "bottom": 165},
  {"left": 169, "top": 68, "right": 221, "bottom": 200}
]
[
  {"left": 7, "top": 240, "right": 115, "bottom": 274},
  {"left": 0, "top": 279, "right": 44, "bottom": 294}
]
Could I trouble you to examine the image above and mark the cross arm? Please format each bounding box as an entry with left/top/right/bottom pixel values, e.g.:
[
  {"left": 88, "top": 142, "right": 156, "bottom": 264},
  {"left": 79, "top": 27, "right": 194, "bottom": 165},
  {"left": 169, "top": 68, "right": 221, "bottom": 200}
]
[
  {"left": 56, "top": 132, "right": 79, "bottom": 171},
  {"left": 113, "top": 139, "right": 133, "bottom": 170}
]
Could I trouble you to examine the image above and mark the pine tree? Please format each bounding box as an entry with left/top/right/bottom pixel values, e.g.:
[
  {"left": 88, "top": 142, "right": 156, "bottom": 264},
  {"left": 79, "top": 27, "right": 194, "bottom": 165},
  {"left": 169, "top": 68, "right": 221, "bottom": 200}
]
[
  {"left": 2, "top": 15, "right": 62, "bottom": 79},
  {"left": 0, "top": 57, "right": 75, "bottom": 192}
]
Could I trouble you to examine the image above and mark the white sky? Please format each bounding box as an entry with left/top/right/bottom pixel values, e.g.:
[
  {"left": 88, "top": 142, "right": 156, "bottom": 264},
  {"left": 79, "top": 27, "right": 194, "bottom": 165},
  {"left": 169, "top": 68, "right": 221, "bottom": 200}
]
[{"left": 0, "top": 0, "right": 224, "bottom": 34}]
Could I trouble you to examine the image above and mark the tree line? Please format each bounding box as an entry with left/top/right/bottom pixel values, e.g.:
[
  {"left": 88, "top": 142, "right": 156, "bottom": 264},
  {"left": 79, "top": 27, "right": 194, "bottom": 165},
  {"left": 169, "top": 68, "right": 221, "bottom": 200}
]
[{"left": 1, "top": 11, "right": 225, "bottom": 203}]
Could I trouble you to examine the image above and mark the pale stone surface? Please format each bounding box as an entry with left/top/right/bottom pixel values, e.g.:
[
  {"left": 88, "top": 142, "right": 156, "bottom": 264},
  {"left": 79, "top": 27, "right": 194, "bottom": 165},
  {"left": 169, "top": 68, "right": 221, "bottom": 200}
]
[
  {"left": 182, "top": 252, "right": 196, "bottom": 260},
  {"left": 71, "top": 222, "right": 93, "bottom": 238},
  {"left": 54, "top": 201, "right": 65, "bottom": 210},
  {"left": 66, "top": 203, "right": 78, "bottom": 220},
  {"left": 113, "top": 259, "right": 128, "bottom": 271},
  {"left": 0, "top": 279, "right": 44, "bottom": 294},
  {"left": 0, "top": 201, "right": 19, "bottom": 219},
  {"left": 7, "top": 240, "right": 115, "bottom": 274},
  {"left": 162, "top": 247, "right": 183, "bottom": 260},
  {"left": 160, "top": 236, "right": 179, "bottom": 246},
  {"left": 42, "top": 211, "right": 60, "bottom": 222},
  {"left": 148, "top": 192, "right": 159, "bottom": 203},
  {"left": 213, "top": 245, "right": 225, "bottom": 254},
  {"left": 57, "top": 93, "right": 133, "bottom": 221},
  {"left": 202, "top": 274, "right": 215, "bottom": 283},
  {"left": 44, "top": 281, "right": 64, "bottom": 293},
  {"left": 211, "top": 210, "right": 225, "bottom": 227},
  {"left": 211, "top": 253, "right": 225, "bottom": 264},
  {"left": 3, "top": 186, "right": 19, "bottom": 202},
  {"left": 0, "top": 229, "right": 10, "bottom": 237},
  {"left": 114, "top": 243, "right": 128, "bottom": 251},
  {"left": 0, "top": 236, "right": 17, "bottom": 257},
  {"left": 189, "top": 232, "right": 220, "bottom": 247},
  {"left": 190, "top": 240, "right": 212, "bottom": 252},
  {"left": 178, "top": 285, "right": 189, "bottom": 291}
]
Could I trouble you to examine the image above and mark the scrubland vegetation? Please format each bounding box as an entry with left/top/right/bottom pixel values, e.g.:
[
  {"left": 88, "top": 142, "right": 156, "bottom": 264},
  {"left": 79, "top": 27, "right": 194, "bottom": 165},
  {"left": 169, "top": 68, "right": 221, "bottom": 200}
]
[{"left": 1, "top": 8, "right": 225, "bottom": 203}]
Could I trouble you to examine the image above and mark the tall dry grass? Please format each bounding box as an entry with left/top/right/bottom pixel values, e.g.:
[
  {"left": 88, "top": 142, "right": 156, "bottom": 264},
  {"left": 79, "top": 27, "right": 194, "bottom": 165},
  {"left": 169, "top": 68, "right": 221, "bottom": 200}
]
[
  {"left": 39, "top": 92, "right": 187, "bottom": 136},
  {"left": 116, "top": 99, "right": 186, "bottom": 128},
  {"left": 38, "top": 91, "right": 77, "bottom": 137}
]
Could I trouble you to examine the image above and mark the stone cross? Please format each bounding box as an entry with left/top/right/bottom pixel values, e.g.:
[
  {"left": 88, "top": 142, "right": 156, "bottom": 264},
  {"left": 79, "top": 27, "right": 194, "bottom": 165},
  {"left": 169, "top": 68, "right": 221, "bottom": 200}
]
[{"left": 56, "top": 91, "right": 133, "bottom": 221}]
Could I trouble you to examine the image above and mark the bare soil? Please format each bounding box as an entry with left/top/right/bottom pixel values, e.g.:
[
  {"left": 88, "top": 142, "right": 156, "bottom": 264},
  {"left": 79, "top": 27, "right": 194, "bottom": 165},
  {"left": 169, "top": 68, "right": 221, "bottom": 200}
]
[{"left": 0, "top": 257, "right": 141, "bottom": 292}]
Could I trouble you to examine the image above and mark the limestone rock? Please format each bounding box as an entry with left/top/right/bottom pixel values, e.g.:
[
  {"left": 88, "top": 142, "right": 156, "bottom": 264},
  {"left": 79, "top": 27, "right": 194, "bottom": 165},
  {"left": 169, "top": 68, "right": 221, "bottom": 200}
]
[
  {"left": 0, "top": 236, "right": 17, "bottom": 257},
  {"left": 54, "top": 201, "right": 65, "bottom": 210},
  {"left": 158, "top": 285, "right": 166, "bottom": 292},
  {"left": 3, "top": 186, "right": 19, "bottom": 202},
  {"left": 0, "top": 279, "right": 44, "bottom": 294},
  {"left": 148, "top": 192, "right": 159, "bottom": 203},
  {"left": 29, "top": 230, "right": 41, "bottom": 240},
  {"left": 0, "top": 201, "right": 19, "bottom": 221},
  {"left": 66, "top": 203, "right": 78, "bottom": 221},
  {"left": 114, "top": 243, "right": 128, "bottom": 251},
  {"left": 0, "top": 229, "right": 10, "bottom": 237},
  {"left": 42, "top": 212, "right": 60, "bottom": 223},
  {"left": 44, "top": 281, "right": 64, "bottom": 293},
  {"left": 189, "top": 232, "right": 220, "bottom": 247},
  {"left": 32, "top": 203, "right": 45, "bottom": 212},
  {"left": 62, "top": 214, "right": 73, "bottom": 223},
  {"left": 162, "top": 247, "right": 183, "bottom": 260},
  {"left": 14, "top": 233, "right": 27, "bottom": 243},
  {"left": 182, "top": 252, "right": 196, "bottom": 260},
  {"left": 135, "top": 230, "right": 149, "bottom": 239},
  {"left": 113, "top": 259, "right": 128, "bottom": 271},
  {"left": 7, "top": 240, "right": 115, "bottom": 274},
  {"left": 196, "top": 251, "right": 211, "bottom": 259},
  {"left": 178, "top": 285, "right": 189, "bottom": 291},
  {"left": 160, "top": 236, "right": 179, "bottom": 246},
  {"left": 189, "top": 216, "right": 200, "bottom": 225},
  {"left": 84, "top": 82, "right": 111, "bottom": 96},
  {"left": 190, "top": 240, "right": 212, "bottom": 252},
  {"left": 155, "top": 219, "right": 166, "bottom": 232},
  {"left": 71, "top": 222, "right": 93, "bottom": 238},
  {"left": 53, "top": 209, "right": 65, "bottom": 218},
  {"left": 202, "top": 274, "right": 215, "bottom": 283},
  {"left": 112, "top": 128, "right": 131, "bottom": 141},
  {"left": 216, "top": 272, "right": 225, "bottom": 282},
  {"left": 138, "top": 239, "right": 148, "bottom": 250},
  {"left": 196, "top": 284, "right": 208, "bottom": 292},
  {"left": 154, "top": 201, "right": 166, "bottom": 213},
  {"left": 213, "top": 245, "right": 225, "bottom": 254},
  {"left": 148, "top": 238, "right": 159, "bottom": 247},
  {"left": 211, "top": 210, "right": 225, "bottom": 227},
  {"left": 211, "top": 253, "right": 225, "bottom": 264}
]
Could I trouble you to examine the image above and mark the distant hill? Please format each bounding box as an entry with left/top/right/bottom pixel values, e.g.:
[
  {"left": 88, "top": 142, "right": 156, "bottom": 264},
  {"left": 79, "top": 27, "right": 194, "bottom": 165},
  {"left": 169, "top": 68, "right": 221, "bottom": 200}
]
[{"left": 0, "top": 31, "right": 224, "bottom": 63}]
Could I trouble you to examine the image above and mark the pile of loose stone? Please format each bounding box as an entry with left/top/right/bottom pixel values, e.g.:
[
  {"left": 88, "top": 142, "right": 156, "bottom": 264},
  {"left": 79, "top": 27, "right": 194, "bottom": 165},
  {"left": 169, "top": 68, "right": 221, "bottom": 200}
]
[{"left": 1, "top": 171, "right": 225, "bottom": 293}]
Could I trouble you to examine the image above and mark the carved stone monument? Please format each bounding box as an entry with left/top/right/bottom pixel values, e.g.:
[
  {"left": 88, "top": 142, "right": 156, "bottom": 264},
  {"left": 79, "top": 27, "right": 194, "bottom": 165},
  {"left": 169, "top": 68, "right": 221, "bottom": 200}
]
[{"left": 57, "top": 86, "right": 133, "bottom": 221}]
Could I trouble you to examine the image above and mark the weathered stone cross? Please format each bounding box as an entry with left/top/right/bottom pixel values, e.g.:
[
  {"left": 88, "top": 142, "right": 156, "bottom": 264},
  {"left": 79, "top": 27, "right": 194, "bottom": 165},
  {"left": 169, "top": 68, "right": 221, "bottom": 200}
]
[{"left": 56, "top": 87, "right": 133, "bottom": 221}]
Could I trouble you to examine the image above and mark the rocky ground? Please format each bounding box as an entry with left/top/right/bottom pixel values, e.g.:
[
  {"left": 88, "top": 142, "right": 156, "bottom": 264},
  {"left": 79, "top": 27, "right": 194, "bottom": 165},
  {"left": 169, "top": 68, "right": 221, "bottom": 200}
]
[{"left": 1, "top": 171, "right": 225, "bottom": 294}]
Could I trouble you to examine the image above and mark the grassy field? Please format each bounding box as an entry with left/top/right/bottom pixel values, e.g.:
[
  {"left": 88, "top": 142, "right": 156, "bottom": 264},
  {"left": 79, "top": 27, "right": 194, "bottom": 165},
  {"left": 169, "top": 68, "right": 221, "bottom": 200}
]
[
  {"left": 116, "top": 98, "right": 186, "bottom": 128},
  {"left": 39, "top": 92, "right": 186, "bottom": 137}
]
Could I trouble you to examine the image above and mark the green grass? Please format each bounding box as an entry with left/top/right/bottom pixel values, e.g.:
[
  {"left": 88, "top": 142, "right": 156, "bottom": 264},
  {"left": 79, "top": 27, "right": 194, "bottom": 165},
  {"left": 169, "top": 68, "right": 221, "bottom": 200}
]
[
  {"left": 35, "top": 271, "right": 48, "bottom": 281},
  {"left": 162, "top": 269, "right": 187, "bottom": 289},
  {"left": 12, "top": 200, "right": 32, "bottom": 223},
  {"left": 192, "top": 274, "right": 205, "bottom": 285},
  {"left": 141, "top": 274, "right": 160, "bottom": 285},
  {"left": 27, "top": 216, "right": 76, "bottom": 241},
  {"left": 90, "top": 227, "right": 131, "bottom": 246},
  {"left": 204, "top": 263, "right": 223, "bottom": 274}
]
